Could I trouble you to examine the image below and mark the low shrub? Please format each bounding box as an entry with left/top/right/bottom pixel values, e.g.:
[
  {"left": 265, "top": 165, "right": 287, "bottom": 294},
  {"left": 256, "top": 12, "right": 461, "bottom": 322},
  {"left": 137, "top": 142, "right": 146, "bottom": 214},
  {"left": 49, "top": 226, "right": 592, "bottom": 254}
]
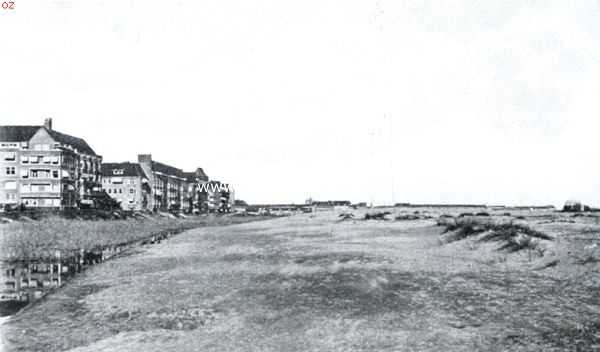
[
  {"left": 436, "top": 216, "right": 456, "bottom": 229},
  {"left": 338, "top": 213, "right": 355, "bottom": 221},
  {"left": 364, "top": 212, "right": 391, "bottom": 220},
  {"left": 439, "top": 217, "right": 553, "bottom": 252}
]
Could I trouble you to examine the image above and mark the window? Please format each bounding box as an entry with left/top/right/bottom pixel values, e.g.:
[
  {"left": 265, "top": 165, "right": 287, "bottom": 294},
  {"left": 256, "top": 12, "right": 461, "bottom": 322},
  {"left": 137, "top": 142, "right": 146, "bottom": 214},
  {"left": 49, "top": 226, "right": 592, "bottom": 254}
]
[
  {"left": 43, "top": 156, "right": 52, "bottom": 164},
  {"left": 5, "top": 167, "right": 15, "bottom": 175},
  {"left": 21, "top": 156, "right": 29, "bottom": 164},
  {"left": 129, "top": 188, "right": 134, "bottom": 194},
  {"left": 30, "top": 156, "right": 40, "bottom": 164},
  {"left": 20, "top": 169, "right": 28, "bottom": 178},
  {"left": 3, "top": 152, "right": 16, "bottom": 161},
  {"left": 51, "top": 183, "right": 58, "bottom": 192},
  {"left": 119, "top": 189, "right": 123, "bottom": 194},
  {"left": 22, "top": 184, "right": 30, "bottom": 193},
  {"left": 108, "top": 189, "right": 111, "bottom": 194},
  {"left": 51, "top": 156, "right": 59, "bottom": 164},
  {"left": 4, "top": 181, "right": 16, "bottom": 190},
  {"left": 52, "top": 170, "right": 59, "bottom": 178},
  {"left": 113, "top": 169, "right": 124, "bottom": 175},
  {"left": 30, "top": 170, "right": 51, "bottom": 179},
  {"left": 111, "top": 177, "right": 123, "bottom": 184}
]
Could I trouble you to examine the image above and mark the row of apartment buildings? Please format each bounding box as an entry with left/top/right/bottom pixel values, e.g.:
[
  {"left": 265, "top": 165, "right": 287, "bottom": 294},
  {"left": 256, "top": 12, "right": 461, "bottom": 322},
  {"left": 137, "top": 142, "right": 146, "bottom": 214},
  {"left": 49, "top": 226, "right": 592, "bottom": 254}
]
[{"left": 0, "top": 119, "right": 234, "bottom": 212}]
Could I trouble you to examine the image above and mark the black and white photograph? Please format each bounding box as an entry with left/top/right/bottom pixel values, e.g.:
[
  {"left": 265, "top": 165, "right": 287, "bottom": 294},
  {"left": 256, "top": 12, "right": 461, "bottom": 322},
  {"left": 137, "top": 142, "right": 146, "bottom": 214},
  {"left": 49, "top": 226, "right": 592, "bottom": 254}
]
[{"left": 1, "top": 1, "right": 600, "bottom": 351}]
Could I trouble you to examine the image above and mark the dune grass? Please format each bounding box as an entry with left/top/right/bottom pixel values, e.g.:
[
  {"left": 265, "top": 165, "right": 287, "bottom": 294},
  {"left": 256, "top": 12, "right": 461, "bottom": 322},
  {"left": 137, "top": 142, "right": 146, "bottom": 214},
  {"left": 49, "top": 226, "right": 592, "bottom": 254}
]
[
  {"left": 438, "top": 216, "right": 553, "bottom": 251},
  {"left": 0, "top": 215, "right": 269, "bottom": 261}
]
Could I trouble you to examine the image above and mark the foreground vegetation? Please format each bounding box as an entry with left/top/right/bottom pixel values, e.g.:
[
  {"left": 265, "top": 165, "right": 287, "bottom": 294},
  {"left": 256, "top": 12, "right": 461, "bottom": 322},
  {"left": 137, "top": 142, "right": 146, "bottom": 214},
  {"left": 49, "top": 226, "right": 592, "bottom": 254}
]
[
  {"left": 0, "top": 214, "right": 269, "bottom": 261},
  {"left": 437, "top": 216, "right": 553, "bottom": 251}
]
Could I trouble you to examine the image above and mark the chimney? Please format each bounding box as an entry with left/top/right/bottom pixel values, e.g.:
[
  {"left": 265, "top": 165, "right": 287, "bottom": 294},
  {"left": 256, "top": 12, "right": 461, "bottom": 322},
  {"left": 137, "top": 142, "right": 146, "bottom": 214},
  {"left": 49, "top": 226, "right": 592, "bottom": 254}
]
[
  {"left": 44, "top": 118, "right": 53, "bottom": 130},
  {"left": 138, "top": 154, "right": 152, "bottom": 163}
]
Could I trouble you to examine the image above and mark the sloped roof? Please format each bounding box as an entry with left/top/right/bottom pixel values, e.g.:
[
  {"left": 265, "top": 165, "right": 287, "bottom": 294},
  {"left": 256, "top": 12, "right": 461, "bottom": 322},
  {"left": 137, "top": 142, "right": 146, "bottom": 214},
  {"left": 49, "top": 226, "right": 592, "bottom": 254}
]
[
  {"left": 47, "top": 128, "right": 97, "bottom": 156},
  {"left": 101, "top": 162, "right": 148, "bottom": 178},
  {"left": 183, "top": 168, "right": 209, "bottom": 182},
  {"left": 152, "top": 160, "right": 185, "bottom": 178},
  {"left": 0, "top": 125, "right": 98, "bottom": 156},
  {"left": 0, "top": 126, "right": 40, "bottom": 142},
  {"left": 195, "top": 167, "right": 209, "bottom": 181}
]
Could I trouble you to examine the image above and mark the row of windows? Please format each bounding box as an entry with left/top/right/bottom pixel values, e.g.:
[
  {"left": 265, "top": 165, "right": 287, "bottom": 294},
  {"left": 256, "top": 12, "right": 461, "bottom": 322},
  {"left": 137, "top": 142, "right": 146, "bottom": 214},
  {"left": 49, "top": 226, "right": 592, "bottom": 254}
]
[
  {"left": 32, "top": 144, "right": 54, "bottom": 151},
  {"left": 102, "top": 178, "right": 137, "bottom": 185},
  {"left": 23, "top": 198, "right": 61, "bottom": 207},
  {"left": 2, "top": 195, "right": 63, "bottom": 204},
  {"left": 4, "top": 154, "right": 99, "bottom": 171},
  {"left": 22, "top": 155, "right": 60, "bottom": 164},
  {"left": 5, "top": 167, "right": 65, "bottom": 178},
  {"left": 22, "top": 183, "right": 60, "bottom": 193},
  {"left": 106, "top": 188, "right": 135, "bottom": 194},
  {"left": 22, "top": 169, "right": 61, "bottom": 179},
  {"left": 3, "top": 181, "right": 64, "bottom": 192}
]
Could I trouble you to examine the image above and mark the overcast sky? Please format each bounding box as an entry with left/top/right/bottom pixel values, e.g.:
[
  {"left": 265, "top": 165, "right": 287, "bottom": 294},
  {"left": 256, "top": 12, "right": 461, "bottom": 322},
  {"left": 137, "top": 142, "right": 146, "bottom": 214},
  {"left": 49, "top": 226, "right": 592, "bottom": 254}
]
[{"left": 2, "top": 1, "right": 600, "bottom": 206}]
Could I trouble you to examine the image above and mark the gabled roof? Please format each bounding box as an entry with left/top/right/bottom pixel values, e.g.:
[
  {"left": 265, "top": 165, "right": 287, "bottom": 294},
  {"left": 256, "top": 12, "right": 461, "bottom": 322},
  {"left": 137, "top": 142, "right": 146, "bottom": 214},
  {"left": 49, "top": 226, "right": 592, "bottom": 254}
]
[
  {"left": 0, "top": 125, "right": 98, "bottom": 156},
  {"left": 101, "top": 162, "right": 148, "bottom": 178},
  {"left": 195, "top": 167, "right": 209, "bottom": 181},
  {"left": 0, "top": 126, "right": 40, "bottom": 142},
  {"left": 183, "top": 168, "right": 209, "bottom": 182},
  {"left": 151, "top": 160, "right": 185, "bottom": 179},
  {"left": 47, "top": 128, "right": 97, "bottom": 156}
]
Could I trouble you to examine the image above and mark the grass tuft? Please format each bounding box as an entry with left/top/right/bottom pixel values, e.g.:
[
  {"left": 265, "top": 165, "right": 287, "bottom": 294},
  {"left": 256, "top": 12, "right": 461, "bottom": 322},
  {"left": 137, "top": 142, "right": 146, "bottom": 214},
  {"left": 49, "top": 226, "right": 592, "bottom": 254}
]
[{"left": 439, "top": 217, "right": 553, "bottom": 252}]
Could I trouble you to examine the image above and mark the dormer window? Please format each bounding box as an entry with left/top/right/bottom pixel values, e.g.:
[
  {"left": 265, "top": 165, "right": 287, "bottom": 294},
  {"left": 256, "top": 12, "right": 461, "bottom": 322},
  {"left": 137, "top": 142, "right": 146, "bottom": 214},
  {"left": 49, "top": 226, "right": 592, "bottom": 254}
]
[{"left": 113, "top": 169, "right": 124, "bottom": 175}]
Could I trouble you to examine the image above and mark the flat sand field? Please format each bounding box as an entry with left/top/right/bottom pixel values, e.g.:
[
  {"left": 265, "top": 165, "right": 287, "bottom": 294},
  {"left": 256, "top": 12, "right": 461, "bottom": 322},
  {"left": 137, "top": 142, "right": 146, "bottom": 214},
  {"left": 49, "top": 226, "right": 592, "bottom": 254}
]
[{"left": 2, "top": 209, "right": 599, "bottom": 351}]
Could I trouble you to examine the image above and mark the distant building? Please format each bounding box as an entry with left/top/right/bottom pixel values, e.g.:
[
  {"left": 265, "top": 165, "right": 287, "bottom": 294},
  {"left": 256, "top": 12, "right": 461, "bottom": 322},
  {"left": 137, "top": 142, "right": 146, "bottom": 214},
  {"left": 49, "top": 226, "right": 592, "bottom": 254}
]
[
  {"left": 101, "top": 162, "right": 151, "bottom": 211},
  {"left": 137, "top": 154, "right": 187, "bottom": 211},
  {"left": 310, "top": 200, "right": 351, "bottom": 207},
  {"left": 183, "top": 168, "right": 209, "bottom": 213},
  {"left": 204, "top": 180, "right": 234, "bottom": 212},
  {"left": 563, "top": 200, "right": 586, "bottom": 212},
  {"left": 0, "top": 118, "right": 102, "bottom": 209}
]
